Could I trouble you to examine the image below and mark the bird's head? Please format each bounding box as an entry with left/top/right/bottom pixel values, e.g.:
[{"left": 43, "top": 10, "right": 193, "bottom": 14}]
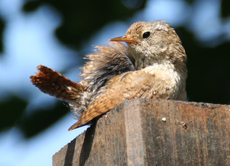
[{"left": 110, "top": 21, "right": 187, "bottom": 70}]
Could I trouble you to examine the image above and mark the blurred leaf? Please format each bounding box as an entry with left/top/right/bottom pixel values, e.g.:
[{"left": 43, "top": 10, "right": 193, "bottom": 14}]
[
  {"left": 0, "top": 16, "right": 5, "bottom": 53},
  {"left": 22, "top": 1, "right": 42, "bottom": 13},
  {"left": 221, "top": 0, "right": 230, "bottom": 18},
  {"left": 17, "top": 102, "right": 69, "bottom": 138},
  {"left": 54, "top": 0, "right": 146, "bottom": 49},
  {"left": 0, "top": 96, "right": 27, "bottom": 131},
  {"left": 184, "top": 0, "right": 196, "bottom": 5},
  {"left": 23, "top": 0, "right": 147, "bottom": 50},
  {"left": 121, "top": 0, "right": 144, "bottom": 9}
]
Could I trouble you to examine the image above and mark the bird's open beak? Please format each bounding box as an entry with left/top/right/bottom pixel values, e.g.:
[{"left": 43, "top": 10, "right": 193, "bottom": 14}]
[{"left": 110, "top": 35, "right": 138, "bottom": 43}]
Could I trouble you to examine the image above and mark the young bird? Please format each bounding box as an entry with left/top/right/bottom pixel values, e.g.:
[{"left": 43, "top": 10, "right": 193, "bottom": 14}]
[{"left": 30, "top": 21, "right": 187, "bottom": 131}]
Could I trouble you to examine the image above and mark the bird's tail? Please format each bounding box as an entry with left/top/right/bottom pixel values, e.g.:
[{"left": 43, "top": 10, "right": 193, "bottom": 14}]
[{"left": 30, "top": 65, "right": 86, "bottom": 106}]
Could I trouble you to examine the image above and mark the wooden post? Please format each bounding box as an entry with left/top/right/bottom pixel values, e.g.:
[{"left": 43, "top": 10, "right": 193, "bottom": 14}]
[{"left": 53, "top": 99, "right": 230, "bottom": 166}]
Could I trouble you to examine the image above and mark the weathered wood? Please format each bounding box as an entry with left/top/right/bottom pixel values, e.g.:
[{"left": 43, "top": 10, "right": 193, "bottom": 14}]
[{"left": 53, "top": 99, "right": 230, "bottom": 166}]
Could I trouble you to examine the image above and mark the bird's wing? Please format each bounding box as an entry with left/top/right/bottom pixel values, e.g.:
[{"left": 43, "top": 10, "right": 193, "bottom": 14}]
[
  {"left": 68, "top": 69, "right": 172, "bottom": 130},
  {"left": 80, "top": 41, "right": 135, "bottom": 92}
]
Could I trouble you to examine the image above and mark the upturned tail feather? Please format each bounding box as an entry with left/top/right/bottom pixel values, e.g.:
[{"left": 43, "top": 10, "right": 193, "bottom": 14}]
[{"left": 30, "top": 65, "right": 86, "bottom": 103}]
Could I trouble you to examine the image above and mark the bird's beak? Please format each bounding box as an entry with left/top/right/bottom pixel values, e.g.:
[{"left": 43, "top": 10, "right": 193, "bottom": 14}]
[{"left": 110, "top": 35, "right": 138, "bottom": 43}]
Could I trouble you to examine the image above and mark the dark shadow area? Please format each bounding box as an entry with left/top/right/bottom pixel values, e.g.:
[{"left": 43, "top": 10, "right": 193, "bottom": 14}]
[
  {"left": 64, "top": 138, "right": 76, "bottom": 166},
  {"left": 79, "top": 121, "right": 97, "bottom": 166}
]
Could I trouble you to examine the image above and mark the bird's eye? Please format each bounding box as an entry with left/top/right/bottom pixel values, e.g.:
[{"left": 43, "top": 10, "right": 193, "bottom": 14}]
[{"left": 142, "top": 32, "right": 150, "bottom": 38}]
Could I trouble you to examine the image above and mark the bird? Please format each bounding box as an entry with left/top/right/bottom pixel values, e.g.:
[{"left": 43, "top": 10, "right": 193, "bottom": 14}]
[{"left": 30, "top": 21, "right": 187, "bottom": 131}]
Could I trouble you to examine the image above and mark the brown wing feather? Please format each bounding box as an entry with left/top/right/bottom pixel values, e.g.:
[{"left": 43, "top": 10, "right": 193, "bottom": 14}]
[{"left": 68, "top": 70, "right": 173, "bottom": 130}]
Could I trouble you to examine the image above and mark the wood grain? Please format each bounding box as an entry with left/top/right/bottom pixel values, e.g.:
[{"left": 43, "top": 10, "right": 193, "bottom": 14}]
[{"left": 53, "top": 99, "right": 230, "bottom": 166}]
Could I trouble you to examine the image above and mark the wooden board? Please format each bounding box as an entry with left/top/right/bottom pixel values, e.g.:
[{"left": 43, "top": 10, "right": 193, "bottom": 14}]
[{"left": 53, "top": 99, "right": 230, "bottom": 166}]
